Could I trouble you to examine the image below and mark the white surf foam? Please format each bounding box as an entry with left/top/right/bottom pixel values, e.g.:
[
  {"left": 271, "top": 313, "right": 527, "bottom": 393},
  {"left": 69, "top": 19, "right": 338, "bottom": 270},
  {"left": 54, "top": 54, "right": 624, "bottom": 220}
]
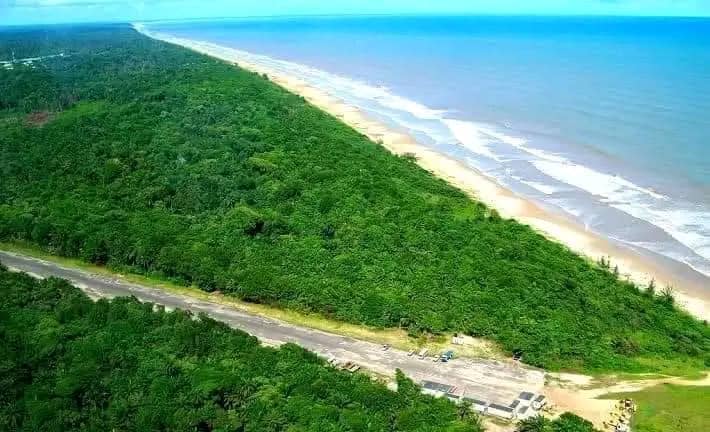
[
  {"left": 531, "top": 160, "right": 668, "bottom": 202},
  {"left": 189, "top": 40, "right": 449, "bottom": 122},
  {"left": 517, "top": 179, "right": 560, "bottom": 195},
  {"left": 532, "top": 158, "right": 710, "bottom": 267},
  {"left": 442, "top": 119, "right": 503, "bottom": 161}
]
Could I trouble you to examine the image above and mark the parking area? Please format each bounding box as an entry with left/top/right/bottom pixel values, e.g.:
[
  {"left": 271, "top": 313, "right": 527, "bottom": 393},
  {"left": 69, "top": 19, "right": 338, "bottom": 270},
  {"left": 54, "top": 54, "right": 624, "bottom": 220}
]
[{"left": 316, "top": 338, "right": 545, "bottom": 408}]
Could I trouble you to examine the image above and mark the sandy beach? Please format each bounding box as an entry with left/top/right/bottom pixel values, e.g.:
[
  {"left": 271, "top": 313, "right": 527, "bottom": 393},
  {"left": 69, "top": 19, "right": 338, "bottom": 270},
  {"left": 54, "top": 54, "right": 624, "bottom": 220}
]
[{"left": 135, "top": 23, "right": 710, "bottom": 321}]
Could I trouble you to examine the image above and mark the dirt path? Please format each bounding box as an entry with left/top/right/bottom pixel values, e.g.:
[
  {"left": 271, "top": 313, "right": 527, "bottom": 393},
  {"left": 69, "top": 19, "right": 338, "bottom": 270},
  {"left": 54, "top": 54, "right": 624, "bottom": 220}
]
[
  {"left": 0, "top": 250, "right": 544, "bottom": 409},
  {"left": 544, "top": 372, "right": 710, "bottom": 429}
]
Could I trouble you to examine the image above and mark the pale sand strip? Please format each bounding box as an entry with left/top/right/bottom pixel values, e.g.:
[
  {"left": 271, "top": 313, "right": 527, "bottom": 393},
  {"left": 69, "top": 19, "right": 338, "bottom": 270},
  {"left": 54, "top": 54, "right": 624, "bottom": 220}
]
[
  {"left": 135, "top": 24, "right": 709, "bottom": 321},
  {"left": 545, "top": 371, "right": 710, "bottom": 428}
]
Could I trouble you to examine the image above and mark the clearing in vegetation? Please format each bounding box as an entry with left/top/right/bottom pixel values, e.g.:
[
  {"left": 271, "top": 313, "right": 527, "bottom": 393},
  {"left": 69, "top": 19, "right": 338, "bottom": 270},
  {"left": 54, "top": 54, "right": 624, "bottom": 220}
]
[
  {"left": 0, "top": 25, "right": 708, "bottom": 373},
  {"left": 602, "top": 383, "right": 710, "bottom": 432}
]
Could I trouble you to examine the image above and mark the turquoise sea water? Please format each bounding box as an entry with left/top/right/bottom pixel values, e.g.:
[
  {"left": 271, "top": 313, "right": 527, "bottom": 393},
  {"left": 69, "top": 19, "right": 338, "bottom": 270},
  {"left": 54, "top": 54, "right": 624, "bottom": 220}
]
[{"left": 149, "top": 16, "right": 710, "bottom": 281}]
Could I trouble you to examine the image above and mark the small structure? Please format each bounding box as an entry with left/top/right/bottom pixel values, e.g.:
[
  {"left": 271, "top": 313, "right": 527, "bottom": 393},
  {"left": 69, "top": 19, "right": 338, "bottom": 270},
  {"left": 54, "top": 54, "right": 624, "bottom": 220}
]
[
  {"left": 338, "top": 361, "right": 361, "bottom": 372},
  {"left": 518, "top": 391, "right": 535, "bottom": 403},
  {"left": 532, "top": 395, "right": 547, "bottom": 410},
  {"left": 463, "top": 397, "right": 488, "bottom": 414},
  {"left": 517, "top": 405, "right": 533, "bottom": 420},
  {"left": 607, "top": 398, "right": 634, "bottom": 432},
  {"left": 445, "top": 393, "right": 461, "bottom": 402},
  {"left": 0, "top": 52, "right": 65, "bottom": 72},
  {"left": 513, "top": 391, "right": 546, "bottom": 416},
  {"left": 421, "top": 380, "right": 455, "bottom": 397},
  {"left": 615, "top": 423, "right": 630, "bottom": 432},
  {"left": 488, "top": 403, "right": 516, "bottom": 420}
]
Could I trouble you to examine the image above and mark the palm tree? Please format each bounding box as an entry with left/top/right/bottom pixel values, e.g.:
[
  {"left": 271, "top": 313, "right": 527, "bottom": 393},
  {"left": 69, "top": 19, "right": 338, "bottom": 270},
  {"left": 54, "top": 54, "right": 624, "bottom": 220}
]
[{"left": 517, "top": 415, "right": 551, "bottom": 432}]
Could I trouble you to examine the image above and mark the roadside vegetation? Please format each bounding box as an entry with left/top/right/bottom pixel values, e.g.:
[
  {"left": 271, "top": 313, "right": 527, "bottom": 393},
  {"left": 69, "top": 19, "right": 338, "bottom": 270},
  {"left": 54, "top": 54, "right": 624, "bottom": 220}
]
[
  {"left": 0, "top": 25, "right": 708, "bottom": 374},
  {"left": 0, "top": 266, "right": 483, "bottom": 431},
  {"left": 0, "top": 242, "right": 502, "bottom": 360},
  {"left": 516, "top": 413, "right": 599, "bottom": 432},
  {"left": 602, "top": 384, "right": 710, "bottom": 432}
]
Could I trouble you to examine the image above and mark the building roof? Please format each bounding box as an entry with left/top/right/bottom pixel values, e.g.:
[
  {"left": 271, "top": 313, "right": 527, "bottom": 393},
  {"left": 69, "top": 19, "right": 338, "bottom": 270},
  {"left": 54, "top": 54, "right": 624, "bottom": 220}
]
[
  {"left": 421, "top": 381, "right": 454, "bottom": 393},
  {"left": 510, "top": 400, "right": 521, "bottom": 409},
  {"left": 534, "top": 395, "right": 546, "bottom": 402},
  {"left": 488, "top": 403, "right": 514, "bottom": 413},
  {"left": 518, "top": 391, "right": 535, "bottom": 401}
]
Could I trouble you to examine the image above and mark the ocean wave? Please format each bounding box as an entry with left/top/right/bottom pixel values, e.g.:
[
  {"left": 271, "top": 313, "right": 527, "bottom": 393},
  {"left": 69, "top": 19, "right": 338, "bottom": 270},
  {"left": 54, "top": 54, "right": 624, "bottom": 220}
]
[
  {"left": 532, "top": 160, "right": 669, "bottom": 202},
  {"left": 359, "top": 87, "right": 447, "bottom": 120},
  {"left": 532, "top": 158, "right": 710, "bottom": 266},
  {"left": 620, "top": 239, "right": 710, "bottom": 278},
  {"left": 516, "top": 178, "right": 561, "bottom": 195},
  {"left": 442, "top": 119, "right": 503, "bottom": 161},
  {"left": 612, "top": 203, "right": 710, "bottom": 262},
  {"left": 203, "top": 43, "right": 449, "bottom": 121}
]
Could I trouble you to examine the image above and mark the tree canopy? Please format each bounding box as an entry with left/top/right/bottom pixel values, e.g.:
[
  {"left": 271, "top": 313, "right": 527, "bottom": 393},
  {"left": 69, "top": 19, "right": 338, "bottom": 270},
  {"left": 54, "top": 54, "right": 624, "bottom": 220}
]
[
  {"left": 516, "top": 414, "right": 600, "bottom": 432},
  {"left": 0, "top": 25, "right": 708, "bottom": 373},
  {"left": 0, "top": 266, "right": 482, "bottom": 431}
]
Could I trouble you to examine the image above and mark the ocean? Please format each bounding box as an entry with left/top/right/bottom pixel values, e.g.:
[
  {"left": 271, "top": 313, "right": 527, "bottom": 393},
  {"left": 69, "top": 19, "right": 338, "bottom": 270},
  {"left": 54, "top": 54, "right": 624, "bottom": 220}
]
[{"left": 147, "top": 16, "right": 710, "bottom": 280}]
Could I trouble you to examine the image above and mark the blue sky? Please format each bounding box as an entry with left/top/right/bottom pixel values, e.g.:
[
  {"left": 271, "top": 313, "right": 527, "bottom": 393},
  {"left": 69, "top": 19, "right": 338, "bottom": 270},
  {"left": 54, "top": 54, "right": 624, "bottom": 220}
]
[{"left": 2, "top": 0, "right": 710, "bottom": 25}]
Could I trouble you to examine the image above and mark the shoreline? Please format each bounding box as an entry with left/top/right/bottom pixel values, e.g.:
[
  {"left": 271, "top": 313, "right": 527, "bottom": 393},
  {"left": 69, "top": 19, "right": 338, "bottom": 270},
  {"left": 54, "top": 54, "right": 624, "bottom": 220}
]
[{"left": 134, "top": 24, "right": 710, "bottom": 321}]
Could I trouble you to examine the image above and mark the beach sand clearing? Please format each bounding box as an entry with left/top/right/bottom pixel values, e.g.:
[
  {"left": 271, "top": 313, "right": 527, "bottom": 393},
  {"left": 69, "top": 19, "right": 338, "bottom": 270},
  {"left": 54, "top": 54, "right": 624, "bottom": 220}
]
[
  {"left": 544, "top": 371, "right": 710, "bottom": 428},
  {"left": 134, "top": 24, "right": 709, "bottom": 322}
]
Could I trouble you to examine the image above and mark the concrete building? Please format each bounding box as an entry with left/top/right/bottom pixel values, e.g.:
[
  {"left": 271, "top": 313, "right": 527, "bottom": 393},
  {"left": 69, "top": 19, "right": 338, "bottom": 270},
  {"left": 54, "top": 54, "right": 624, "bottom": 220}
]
[
  {"left": 462, "top": 397, "right": 488, "bottom": 414},
  {"left": 488, "top": 403, "right": 516, "bottom": 420},
  {"left": 532, "top": 394, "right": 547, "bottom": 410},
  {"left": 421, "top": 380, "right": 455, "bottom": 397}
]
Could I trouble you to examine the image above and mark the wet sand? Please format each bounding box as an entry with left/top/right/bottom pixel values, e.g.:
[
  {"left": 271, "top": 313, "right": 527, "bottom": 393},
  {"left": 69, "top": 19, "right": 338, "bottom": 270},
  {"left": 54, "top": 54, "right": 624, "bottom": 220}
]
[{"left": 135, "top": 24, "right": 710, "bottom": 321}]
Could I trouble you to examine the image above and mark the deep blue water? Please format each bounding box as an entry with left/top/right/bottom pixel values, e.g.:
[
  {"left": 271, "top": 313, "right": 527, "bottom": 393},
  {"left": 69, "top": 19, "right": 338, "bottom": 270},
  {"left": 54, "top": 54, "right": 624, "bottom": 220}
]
[{"left": 149, "top": 16, "right": 710, "bottom": 279}]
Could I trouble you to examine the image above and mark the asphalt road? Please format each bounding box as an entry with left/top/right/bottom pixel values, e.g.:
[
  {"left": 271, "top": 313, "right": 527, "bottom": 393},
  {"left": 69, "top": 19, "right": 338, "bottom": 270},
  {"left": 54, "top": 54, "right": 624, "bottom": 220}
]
[{"left": 0, "top": 250, "right": 545, "bottom": 407}]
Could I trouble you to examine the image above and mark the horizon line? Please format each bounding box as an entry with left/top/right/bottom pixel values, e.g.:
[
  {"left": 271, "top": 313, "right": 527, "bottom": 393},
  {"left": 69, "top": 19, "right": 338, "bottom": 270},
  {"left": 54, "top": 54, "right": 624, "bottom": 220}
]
[{"left": 3, "top": 12, "right": 710, "bottom": 28}]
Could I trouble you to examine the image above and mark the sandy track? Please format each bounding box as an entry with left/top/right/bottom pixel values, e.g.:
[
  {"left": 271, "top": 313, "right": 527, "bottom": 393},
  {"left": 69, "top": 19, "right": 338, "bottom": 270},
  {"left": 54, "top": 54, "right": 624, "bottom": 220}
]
[{"left": 0, "top": 250, "right": 544, "bottom": 407}]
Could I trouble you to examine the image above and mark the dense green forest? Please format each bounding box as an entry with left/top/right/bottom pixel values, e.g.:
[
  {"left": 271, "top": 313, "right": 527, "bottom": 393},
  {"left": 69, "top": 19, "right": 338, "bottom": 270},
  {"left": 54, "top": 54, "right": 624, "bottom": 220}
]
[
  {"left": 0, "top": 25, "right": 708, "bottom": 373},
  {"left": 0, "top": 266, "right": 483, "bottom": 431},
  {"left": 515, "top": 414, "right": 599, "bottom": 432}
]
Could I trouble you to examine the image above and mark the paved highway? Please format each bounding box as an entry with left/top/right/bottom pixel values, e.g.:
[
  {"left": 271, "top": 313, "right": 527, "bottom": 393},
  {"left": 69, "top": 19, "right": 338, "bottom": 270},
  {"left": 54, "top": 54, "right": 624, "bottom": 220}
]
[{"left": 0, "top": 250, "right": 545, "bottom": 407}]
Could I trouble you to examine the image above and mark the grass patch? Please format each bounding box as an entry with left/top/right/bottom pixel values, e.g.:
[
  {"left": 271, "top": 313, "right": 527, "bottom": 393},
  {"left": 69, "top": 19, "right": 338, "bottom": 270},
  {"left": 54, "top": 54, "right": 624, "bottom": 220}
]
[{"left": 602, "top": 384, "right": 710, "bottom": 432}]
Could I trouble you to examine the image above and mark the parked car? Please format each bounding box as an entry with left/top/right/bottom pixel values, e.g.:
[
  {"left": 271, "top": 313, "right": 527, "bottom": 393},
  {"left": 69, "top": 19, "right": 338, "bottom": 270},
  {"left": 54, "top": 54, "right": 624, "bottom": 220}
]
[{"left": 440, "top": 350, "right": 455, "bottom": 362}]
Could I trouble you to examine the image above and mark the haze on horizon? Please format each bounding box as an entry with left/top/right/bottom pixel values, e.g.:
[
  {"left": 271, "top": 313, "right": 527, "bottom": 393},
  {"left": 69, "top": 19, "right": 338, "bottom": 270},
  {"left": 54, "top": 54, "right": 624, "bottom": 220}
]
[{"left": 2, "top": 0, "right": 710, "bottom": 26}]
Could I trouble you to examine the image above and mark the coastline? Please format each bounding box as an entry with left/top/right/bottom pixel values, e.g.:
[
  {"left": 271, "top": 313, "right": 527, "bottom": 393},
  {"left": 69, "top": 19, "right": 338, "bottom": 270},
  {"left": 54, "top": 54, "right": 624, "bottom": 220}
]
[{"left": 134, "top": 24, "right": 710, "bottom": 322}]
